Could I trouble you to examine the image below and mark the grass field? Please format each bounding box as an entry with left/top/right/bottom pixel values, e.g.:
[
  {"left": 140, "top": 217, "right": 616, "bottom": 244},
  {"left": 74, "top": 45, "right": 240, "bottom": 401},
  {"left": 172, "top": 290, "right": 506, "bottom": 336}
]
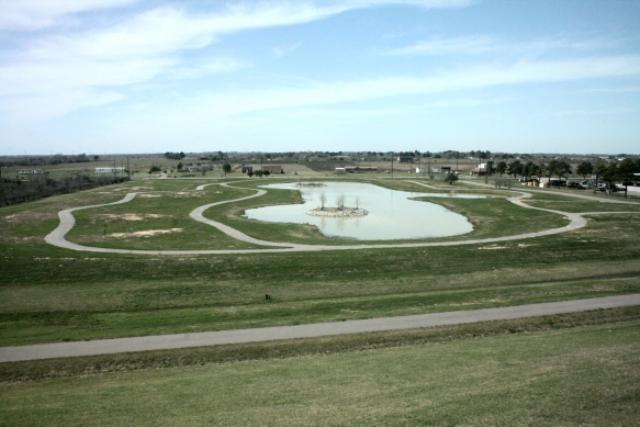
[
  {"left": 0, "top": 178, "right": 639, "bottom": 345},
  {"left": 1, "top": 175, "right": 640, "bottom": 425},
  {"left": 201, "top": 178, "right": 568, "bottom": 245},
  {"left": 1, "top": 313, "right": 638, "bottom": 426}
]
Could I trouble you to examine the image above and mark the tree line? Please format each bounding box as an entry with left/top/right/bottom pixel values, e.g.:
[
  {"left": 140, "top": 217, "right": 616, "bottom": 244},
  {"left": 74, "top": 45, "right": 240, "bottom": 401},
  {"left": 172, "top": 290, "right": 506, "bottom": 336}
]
[
  {"left": 0, "top": 154, "right": 98, "bottom": 167},
  {"left": 0, "top": 175, "right": 129, "bottom": 206},
  {"left": 488, "top": 158, "right": 640, "bottom": 194}
]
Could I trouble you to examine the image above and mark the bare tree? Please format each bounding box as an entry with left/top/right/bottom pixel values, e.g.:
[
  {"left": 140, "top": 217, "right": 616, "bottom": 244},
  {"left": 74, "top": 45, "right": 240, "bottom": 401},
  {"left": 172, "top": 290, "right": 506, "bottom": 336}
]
[{"left": 320, "top": 193, "right": 326, "bottom": 210}]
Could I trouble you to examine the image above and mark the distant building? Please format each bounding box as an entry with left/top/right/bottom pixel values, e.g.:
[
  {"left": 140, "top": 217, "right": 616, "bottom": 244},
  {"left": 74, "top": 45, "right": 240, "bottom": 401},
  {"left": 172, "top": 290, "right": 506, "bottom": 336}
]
[
  {"left": 539, "top": 177, "right": 566, "bottom": 188},
  {"left": 95, "top": 167, "right": 125, "bottom": 174},
  {"left": 520, "top": 178, "right": 540, "bottom": 187},
  {"left": 471, "top": 163, "right": 488, "bottom": 175},
  {"left": 17, "top": 169, "right": 44, "bottom": 175}
]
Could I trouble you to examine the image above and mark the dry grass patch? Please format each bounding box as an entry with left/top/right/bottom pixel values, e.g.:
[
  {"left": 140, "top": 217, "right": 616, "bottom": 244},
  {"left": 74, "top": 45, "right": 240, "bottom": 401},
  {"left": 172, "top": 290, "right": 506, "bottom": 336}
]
[
  {"left": 108, "top": 228, "right": 183, "bottom": 238},
  {"left": 98, "top": 213, "right": 167, "bottom": 221}
]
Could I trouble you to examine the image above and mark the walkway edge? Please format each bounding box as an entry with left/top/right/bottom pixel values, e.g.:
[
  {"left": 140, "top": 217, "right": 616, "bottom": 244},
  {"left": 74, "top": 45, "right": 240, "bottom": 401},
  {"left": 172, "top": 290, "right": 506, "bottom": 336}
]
[{"left": 1, "top": 294, "right": 639, "bottom": 363}]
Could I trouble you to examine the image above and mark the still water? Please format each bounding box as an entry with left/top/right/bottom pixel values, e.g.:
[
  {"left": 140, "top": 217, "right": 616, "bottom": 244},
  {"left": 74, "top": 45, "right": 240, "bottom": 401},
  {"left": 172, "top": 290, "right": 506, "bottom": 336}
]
[{"left": 244, "top": 182, "right": 483, "bottom": 241}]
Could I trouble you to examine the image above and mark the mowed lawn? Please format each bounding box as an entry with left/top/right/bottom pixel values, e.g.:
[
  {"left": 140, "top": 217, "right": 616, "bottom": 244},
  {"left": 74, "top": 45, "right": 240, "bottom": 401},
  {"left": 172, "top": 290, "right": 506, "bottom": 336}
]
[
  {"left": 0, "top": 178, "right": 639, "bottom": 345},
  {"left": 1, "top": 319, "right": 638, "bottom": 426}
]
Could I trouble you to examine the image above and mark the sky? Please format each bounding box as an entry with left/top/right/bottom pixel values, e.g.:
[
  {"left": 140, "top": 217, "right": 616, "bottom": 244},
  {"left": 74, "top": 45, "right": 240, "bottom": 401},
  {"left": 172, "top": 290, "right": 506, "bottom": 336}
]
[{"left": 0, "top": 0, "right": 639, "bottom": 155}]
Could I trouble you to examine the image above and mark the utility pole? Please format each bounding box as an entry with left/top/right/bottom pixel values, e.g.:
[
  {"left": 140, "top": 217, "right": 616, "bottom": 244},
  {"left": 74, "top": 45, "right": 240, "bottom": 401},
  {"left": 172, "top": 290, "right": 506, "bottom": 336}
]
[
  {"left": 127, "top": 157, "right": 131, "bottom": 180},
  {"left": 391, "top": 152, "right": 394, "bottom": 179}
]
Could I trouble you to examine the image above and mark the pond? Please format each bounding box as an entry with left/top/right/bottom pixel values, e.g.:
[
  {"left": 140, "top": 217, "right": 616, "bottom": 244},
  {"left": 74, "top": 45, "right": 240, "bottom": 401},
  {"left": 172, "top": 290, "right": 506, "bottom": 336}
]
[{"left": 244, "top": 182, "right": 484, "bottom": 241}]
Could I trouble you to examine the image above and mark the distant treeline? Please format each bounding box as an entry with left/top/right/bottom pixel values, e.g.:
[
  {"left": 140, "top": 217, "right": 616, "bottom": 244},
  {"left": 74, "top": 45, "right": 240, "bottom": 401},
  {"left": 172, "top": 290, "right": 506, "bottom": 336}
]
[
  {"left": 0, "top": 154, "right": 98, "bottom": 167},
  {"left": 0, "top": 175, "right": 129, "bottom": 206}
]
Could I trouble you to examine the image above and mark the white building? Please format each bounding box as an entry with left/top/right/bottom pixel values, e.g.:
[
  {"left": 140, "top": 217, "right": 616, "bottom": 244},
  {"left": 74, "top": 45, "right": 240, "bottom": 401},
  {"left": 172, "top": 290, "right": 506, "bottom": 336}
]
[{"left": 95, "top": 167, "right": 125, "bottom": 174}]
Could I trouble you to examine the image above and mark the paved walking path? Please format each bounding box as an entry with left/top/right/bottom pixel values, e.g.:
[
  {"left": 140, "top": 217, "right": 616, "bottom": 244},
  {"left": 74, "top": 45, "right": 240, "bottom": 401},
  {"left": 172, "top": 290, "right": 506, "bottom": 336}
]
[
  {"left": 1, "top": 294, "right": 638, "bottom": 362},
  {"left": 460, "top": 179, "right": 640, "bottom": 204}
]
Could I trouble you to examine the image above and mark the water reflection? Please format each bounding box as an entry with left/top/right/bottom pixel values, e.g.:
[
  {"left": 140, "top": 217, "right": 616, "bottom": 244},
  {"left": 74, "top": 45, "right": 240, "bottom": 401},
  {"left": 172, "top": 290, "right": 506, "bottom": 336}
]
[{"left": 244, "top": 182, "right": 482, "bottom": 240}]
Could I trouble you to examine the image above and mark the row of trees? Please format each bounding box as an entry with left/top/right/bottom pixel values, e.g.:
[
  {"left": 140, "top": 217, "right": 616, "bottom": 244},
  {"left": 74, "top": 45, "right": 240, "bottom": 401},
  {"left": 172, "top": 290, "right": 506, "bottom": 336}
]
[
  {"left": 164, "top": 152, "right": 186, "bottom": 160},
  {"left": 0, "top": 154, "right": 98, "bottom": 167},
  {"left": 0, "top": 175, "right": 129, "bottom": 206},
  {"left": 488, "top": 158, "right": 640, "bottom": 195}
]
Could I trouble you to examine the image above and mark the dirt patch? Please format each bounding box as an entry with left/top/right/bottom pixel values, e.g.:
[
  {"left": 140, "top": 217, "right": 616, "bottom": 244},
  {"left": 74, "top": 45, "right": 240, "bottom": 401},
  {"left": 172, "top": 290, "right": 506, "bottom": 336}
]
[
  {"left": 478, "top": 245, "right": 508, "bottom": 250},
  {"left": 108, "top": 228, "right": 183, "bottom": 238},
  {"left": 3, "top": 211, "right": 54, "bottom": 224},
  {"left": 138, "top": 193, "right": 162, "bottom": 198},
  {"left": 517, "top": 243, "right": 536, "bottom": 248},
  {"left": 98, "top": 213, "right": 167, "bottom": 221},
  {"left": 171, "top": 191, "right": 202, "bottom": 198}
]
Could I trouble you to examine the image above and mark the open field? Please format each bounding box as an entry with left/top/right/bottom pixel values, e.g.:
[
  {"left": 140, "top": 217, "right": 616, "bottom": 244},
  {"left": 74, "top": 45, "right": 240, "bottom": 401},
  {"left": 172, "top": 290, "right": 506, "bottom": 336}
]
[
  {"left": 1, "top": 173, "right": 639, "bottom": 425},
  {"left": 202, "top": 178, "right": 570, "bottom": 245},
  {"left": 1, "top": 178, "right": 639, "bottom": 345},
  {"left": 1, "top": 313, "right": 638, "bottom": 426}
]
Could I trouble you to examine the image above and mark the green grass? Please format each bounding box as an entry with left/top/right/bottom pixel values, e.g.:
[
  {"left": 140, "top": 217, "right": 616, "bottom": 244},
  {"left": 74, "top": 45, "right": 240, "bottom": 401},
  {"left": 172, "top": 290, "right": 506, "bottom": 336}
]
[
  {"left": 1, "top": 179, "right": 639, "bottom": 345},
  {"left": 1, "top": 316, "right": 639, "bottom": 426},
  {"left": 2, "top": 306, "right": 637, "bottom": 383},
  {"left": 415, "top": 196, "right": 568, "bottom": 238},
  {"left": 68, "top": 182, "right": 260, "bottom": 250},
  {"left": 526, "top": 192, "right": 640, "bottom": 213},
  {"left": 202, "top": 178, "right": 568, "bottom": 245}
]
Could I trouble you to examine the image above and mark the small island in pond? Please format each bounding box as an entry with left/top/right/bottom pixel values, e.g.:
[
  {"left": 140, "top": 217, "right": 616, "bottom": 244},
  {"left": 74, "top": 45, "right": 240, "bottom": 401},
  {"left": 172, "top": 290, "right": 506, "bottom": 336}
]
[{"left": 306, "top": 194, "right": 368, "bottom": 218}]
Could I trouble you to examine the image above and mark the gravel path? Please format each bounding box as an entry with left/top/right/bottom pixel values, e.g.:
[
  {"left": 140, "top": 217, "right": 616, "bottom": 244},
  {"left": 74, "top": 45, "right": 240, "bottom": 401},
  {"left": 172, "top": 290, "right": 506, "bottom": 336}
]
[
  {"left": 43, "top": 180, "right": 636, "bottom": 255},
  {"left": 1, "top": 294, "right": 638, "bottom": 362}
]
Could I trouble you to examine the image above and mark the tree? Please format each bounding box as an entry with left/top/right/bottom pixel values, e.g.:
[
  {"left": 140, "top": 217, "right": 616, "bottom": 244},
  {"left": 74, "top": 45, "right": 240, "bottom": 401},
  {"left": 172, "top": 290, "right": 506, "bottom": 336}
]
[
  {"left": 320, "top": 193, "right": 326, "bottom": 210},
  {"left": 222, "top": 162, "right": 231, "bottom": 176},
  {"left": 576, "top": 161, "right": 593, "bottom": 179},
  {"left": 618, "top": 158, "right": 637, "bottom": 198},
  {"left": 445, "top": 172, "right": 458, "bottom": 185},
  {"left": 557, "top": 160, "right": 572, "bottom": 181},
  {"left": 485, "top": 161, "right": 495, "bottom": 176},
  {"left": 177, "top": 162, "right": 183, "bottom": 171},
  {"left": 594, "top": 160, "right": 608, "bottom": 192},
  {"left": 546, "top": 159, "right": 560, "bottom": 181},
  {"left": 602, "top": 162, "right": 619, "bottom": 194},
  {"left": 507, "top": 160, "right": 523, "bottom": 178},
  {"left": 496, "top": 161, "right": 507, "bottom": 176}
]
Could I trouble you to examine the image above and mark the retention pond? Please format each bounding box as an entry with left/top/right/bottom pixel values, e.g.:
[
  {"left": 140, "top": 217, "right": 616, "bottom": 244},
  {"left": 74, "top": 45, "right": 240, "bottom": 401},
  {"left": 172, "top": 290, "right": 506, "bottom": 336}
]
[{"left": 244, "top": 182, "right": 484, "bottom": 240}]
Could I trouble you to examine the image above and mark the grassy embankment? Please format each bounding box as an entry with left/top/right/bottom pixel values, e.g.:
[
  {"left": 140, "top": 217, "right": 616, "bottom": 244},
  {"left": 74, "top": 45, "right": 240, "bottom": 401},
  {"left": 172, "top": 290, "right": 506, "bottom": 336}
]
[
  {"left": 0, "top": 176, "right": 639, "bottom": 345},
  {"left": 1, "top": 314, "right": 639, "bottom": 426}
]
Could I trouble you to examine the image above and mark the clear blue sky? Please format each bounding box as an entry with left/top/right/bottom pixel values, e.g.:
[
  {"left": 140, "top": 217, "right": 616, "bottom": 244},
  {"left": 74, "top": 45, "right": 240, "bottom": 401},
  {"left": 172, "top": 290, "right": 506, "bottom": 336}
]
[{"left": 1, "top": 0, "right": 639, "bottom": 155}]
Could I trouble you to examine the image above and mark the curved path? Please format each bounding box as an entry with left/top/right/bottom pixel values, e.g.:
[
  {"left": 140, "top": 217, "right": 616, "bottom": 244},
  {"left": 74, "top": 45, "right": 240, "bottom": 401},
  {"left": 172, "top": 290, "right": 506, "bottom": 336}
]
[
  {"left": 44, "top": 180, "right": 637, "bottom": 255},
  {"left": 460, "top": 178, "right": 640, "bottom": 205},
  {"left": 1, "top": 293, "right": 639, "bottom": 362}
]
